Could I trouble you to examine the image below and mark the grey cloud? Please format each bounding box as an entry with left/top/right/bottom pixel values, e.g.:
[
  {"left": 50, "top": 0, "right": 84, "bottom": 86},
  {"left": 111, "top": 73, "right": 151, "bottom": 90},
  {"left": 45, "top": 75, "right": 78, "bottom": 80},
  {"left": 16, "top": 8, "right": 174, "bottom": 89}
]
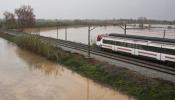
[{"left": 0, "top": 0, "right": 174, "bottom": 20}]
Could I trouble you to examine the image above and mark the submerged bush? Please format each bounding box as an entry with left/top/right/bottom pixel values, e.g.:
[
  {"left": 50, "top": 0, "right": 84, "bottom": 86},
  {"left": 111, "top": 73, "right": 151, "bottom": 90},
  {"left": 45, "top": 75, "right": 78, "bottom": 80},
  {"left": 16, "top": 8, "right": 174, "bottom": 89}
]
[{"left": 14, "top": 34, "right": 69, "bottom": 62}]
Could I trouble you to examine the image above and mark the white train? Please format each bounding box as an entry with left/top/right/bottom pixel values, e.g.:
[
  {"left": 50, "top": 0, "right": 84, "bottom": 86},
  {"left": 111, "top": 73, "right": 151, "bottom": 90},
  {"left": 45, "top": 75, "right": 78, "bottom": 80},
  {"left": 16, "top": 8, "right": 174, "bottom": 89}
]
[{"left": 96, "top": 33, "right": 175, "bottom": 62}]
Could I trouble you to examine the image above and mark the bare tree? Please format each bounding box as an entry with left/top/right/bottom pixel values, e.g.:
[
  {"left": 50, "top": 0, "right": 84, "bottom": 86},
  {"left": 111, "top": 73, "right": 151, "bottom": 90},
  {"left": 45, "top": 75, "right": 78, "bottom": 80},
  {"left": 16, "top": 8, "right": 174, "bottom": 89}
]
[
  {"left": 3, "top": 11, "right": 16, "bottom": 29},
  {"left": 15, "top": 5, "right": 35, "bottom": 30},
  {"left": 138, "top": 17, "right": 147, "bottom": 29}
]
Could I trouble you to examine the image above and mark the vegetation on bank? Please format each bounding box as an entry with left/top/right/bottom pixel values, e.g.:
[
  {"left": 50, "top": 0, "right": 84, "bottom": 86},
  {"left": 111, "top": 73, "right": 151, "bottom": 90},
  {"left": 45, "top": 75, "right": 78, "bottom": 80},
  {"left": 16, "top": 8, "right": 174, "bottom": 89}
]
[{"left": 0, "top": 33, "right": 175, "bottom": 100}]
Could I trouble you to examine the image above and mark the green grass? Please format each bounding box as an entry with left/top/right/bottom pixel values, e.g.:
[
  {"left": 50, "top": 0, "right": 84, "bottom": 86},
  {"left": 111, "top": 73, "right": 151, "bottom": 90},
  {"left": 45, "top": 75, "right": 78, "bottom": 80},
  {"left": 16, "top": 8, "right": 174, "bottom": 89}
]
[{"left": 0, "top": 32, "right": 175, "bottom": 100}]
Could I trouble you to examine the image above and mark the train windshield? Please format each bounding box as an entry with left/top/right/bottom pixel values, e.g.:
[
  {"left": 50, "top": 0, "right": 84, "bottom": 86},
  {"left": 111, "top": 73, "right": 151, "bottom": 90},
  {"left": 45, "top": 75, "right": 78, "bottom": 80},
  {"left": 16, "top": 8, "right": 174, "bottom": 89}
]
[{"left": 97, "top": 35, "right": 102, "bottom": 41}]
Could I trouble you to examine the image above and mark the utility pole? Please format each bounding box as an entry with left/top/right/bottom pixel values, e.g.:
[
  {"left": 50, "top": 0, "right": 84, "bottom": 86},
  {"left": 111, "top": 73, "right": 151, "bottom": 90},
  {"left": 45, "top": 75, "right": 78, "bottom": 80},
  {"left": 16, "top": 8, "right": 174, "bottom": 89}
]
[
  {"left": 87, "top": 25, "right": 97, "bottom": 58},
  {"left": 65, "top": 26, "right": 67, "bottom": 41},
  {"left": 124, "top": 24, "right": 126, "bottom": 35},
  {"left": 160, "top": 29, "right": 166, "bottom": 60},
  {"left": 163, "top": 29, "right": 166, "bottom": 40},
  {"left": 57, "top": 24, "right": 58, "bottom": 40},
  {"left": 88, "top": 26, "right": 90, "bottom": 58}
]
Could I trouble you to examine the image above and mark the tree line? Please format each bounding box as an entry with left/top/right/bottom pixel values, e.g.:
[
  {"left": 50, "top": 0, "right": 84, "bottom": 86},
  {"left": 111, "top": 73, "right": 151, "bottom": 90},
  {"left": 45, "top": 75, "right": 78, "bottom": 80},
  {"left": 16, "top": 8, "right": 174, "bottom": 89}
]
[
  {"left": 0, "top": 5, "right": 174, "bottom": 30},
  {"left": 2, "top": 5, "right": 35, "bottom": 30}
]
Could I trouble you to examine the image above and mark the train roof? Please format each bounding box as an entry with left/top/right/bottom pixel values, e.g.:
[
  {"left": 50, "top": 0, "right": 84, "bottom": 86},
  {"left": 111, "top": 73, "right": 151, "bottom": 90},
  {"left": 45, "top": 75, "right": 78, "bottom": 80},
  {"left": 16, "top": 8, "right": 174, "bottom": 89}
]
[{"left": 109, "top": 33, "right": 175, "bottom": 44}]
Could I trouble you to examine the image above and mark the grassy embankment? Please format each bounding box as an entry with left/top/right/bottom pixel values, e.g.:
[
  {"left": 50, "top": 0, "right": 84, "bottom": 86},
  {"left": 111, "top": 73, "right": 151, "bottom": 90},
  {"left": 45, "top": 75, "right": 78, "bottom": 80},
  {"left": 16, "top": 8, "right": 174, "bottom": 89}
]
[{"left": 0, "top": 32, "right": 175, "bottom": 100}]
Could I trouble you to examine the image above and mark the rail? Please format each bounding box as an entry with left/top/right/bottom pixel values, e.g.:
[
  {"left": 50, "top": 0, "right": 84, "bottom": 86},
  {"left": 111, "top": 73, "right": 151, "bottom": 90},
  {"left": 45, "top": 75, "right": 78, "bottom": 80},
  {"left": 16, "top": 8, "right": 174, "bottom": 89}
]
[
  {"left": 42, "top": 36, "right": 175, "bottom": 76},
  {"left": 1, "top": 30, "right": 175, "bottom": 76}
]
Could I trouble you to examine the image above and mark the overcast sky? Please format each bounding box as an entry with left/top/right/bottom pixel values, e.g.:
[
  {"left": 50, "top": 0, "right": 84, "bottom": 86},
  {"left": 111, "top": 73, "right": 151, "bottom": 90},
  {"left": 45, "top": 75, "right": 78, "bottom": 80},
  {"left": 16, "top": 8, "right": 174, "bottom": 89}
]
[{"left": 0, "top": 0, "right": 174, "bottom": 20}]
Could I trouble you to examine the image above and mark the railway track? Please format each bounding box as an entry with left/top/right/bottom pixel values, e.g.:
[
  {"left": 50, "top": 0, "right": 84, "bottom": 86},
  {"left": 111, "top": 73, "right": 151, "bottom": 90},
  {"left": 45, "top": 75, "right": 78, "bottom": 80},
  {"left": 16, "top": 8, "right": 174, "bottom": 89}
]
[
  {"left": 42, "top": 37, "right": 175, "bottom": 76},
  {"left": 1, "top": 30, "right": 175, "bottom": 76}
]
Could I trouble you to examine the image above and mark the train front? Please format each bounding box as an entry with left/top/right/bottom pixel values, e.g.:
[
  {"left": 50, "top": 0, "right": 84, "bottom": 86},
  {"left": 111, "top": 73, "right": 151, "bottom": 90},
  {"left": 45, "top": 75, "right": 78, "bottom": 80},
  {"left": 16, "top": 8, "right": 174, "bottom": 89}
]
[{"left": 96, "top": 34, "right": 107, "bottom": 47}]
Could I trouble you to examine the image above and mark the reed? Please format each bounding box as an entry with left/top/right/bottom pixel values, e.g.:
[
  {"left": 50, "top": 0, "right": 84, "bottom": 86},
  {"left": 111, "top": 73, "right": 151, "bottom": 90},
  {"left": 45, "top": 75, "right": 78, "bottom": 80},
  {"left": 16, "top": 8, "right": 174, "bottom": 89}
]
[{"left": 14, "top": 34, "right": 69, "bottom": 62}]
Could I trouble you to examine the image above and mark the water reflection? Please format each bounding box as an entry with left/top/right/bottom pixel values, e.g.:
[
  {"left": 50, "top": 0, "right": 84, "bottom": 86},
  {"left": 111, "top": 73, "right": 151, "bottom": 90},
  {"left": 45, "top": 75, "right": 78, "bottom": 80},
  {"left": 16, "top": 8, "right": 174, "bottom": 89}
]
[
  {"left": 15, "top": 48, "right": 124, "bottom": 100},
  {"left": 0, "top": 38, "right": 132, "bottom": 100},
  {"left": 16, "top": 48, "right": 63, "bottom": 76}
]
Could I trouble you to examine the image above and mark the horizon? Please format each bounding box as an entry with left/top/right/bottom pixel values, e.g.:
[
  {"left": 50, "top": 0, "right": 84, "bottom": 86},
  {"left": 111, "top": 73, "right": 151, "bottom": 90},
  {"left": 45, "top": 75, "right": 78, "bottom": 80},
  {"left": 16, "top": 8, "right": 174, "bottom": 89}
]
[{"left": 0, "top": 0, "right": 175, "bottom": 21}]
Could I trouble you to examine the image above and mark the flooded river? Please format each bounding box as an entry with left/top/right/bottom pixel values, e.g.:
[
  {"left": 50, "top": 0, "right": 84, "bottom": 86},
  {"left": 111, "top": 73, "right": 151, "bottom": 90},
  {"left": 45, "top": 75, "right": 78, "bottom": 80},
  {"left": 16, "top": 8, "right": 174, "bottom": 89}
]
[
  {"left": 25, "top": 25, "right": 175, "bottom": 45},
  {"left": 0, "top": 37, "right": 131, "bottom": 100}
]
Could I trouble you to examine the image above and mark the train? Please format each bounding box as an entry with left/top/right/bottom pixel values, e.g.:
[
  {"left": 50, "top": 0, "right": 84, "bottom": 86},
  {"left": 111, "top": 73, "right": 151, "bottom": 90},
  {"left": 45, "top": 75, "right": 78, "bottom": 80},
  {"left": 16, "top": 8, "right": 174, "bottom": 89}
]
[{"left": 96, "top": 33, "right": 175, "bottom": 63}]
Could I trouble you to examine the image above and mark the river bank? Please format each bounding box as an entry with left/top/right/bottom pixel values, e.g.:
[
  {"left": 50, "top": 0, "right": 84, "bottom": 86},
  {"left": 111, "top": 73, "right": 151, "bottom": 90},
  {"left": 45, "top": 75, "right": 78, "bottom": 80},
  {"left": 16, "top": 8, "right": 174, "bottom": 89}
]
[{"left": 0, "top": 32, "right": 175, "bottom": 100}]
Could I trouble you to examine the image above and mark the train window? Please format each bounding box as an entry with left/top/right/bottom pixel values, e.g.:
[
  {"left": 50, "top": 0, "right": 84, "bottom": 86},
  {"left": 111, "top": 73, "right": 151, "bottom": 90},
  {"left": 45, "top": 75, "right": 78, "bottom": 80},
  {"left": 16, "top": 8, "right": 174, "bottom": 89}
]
[
  {"left": 125, "top": 43, "right": 135, "bottom": 48},
  {"left": 162, "top": 48, "right": 175, "bottom": 55},
  {"left": 136, "top": 44, "right": 161, "bottom": 53},
  {"left": 151, "top": 46, "right": 162, "bottom": 53},
  {"left": 103, "top": 39, "right": 108, "bottom": 44},
  {"left": 115, "top": 41, "right": 135, "bottom": 48},
  {"left": 137, "top": 45, "right": 145, "bottom": 51},
  {"left": 103, "top": 39, "right": 115, "bottom": 45},
  {"left": 115, "top": 41, "right": 123, "bottom": 46}
]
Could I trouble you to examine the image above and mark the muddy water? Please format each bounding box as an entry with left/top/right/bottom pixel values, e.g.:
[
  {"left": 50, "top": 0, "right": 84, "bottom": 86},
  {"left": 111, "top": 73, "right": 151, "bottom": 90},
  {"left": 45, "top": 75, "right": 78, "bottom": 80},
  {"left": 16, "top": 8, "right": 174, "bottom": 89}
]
[
  {"left": 25, "top": 25, "right": 175, "bottom": 45},
  {"left": 0, "top": 38, "right": 132, "bottom": 100}
]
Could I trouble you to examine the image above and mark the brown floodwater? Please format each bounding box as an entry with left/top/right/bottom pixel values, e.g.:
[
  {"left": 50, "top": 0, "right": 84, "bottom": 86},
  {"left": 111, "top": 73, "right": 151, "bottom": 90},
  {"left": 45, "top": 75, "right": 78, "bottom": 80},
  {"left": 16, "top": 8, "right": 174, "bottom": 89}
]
[
  {"left": 0, "top": 37, "right": 132, "bottom": 100},
  {"left": 24, "top": 25, "right": 175, "bottom": 45}
]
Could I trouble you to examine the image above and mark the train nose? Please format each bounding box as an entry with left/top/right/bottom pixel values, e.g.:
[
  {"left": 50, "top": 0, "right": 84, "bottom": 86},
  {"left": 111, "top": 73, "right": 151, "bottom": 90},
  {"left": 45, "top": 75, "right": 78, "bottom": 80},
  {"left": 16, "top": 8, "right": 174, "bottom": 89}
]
[{"left": 97, "top": 35, "right": 102, "bottom": 41}]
